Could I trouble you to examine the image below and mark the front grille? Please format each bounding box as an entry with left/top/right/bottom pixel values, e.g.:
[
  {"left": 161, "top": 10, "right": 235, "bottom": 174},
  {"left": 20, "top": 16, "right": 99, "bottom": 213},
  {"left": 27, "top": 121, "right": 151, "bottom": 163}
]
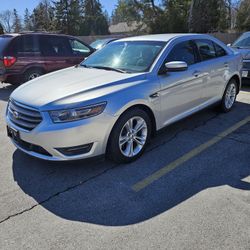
[
  {"left": 243, "top": 61, "right": 250, "bottom": 69},
  {"left": 8, "top": 99, "right": 42, "bottom": 131}
]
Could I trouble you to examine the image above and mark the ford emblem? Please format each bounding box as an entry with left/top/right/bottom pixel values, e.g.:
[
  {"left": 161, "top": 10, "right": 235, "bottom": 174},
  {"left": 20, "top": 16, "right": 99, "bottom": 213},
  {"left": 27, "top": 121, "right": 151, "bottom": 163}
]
[{"left": 13, "top": 111, "right": 19, "bottom": 119}]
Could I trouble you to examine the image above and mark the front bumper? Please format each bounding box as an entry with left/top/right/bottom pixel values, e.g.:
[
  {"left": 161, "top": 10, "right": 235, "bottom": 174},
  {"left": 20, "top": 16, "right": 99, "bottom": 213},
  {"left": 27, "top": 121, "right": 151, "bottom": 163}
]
[{"left": 6, "top": 111, "right": 117, "bottom": 161}]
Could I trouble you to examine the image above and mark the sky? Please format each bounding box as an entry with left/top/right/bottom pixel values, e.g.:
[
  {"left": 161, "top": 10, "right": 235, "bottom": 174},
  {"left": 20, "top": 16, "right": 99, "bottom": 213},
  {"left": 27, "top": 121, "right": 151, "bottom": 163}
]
[{"left": 0, "top": 0, "right": 117, "bottom": 16}]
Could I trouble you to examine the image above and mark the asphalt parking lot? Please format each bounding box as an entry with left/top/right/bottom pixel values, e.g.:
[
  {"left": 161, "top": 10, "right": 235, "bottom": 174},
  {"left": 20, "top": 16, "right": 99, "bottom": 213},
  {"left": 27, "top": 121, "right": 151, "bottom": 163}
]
[{"left": 0, "top": 83, "right": 250, "bottom": 250}]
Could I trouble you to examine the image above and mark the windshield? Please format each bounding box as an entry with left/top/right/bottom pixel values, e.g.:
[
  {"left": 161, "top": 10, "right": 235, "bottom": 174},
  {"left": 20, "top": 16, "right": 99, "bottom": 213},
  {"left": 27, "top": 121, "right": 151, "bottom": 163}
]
[
  {"left": 82, "top": 41, "right": 166, "bottom": 73},
  {"left": 232, "top": 33, "right": 250, "bottom": 48},
  {"left": 0, "top": 36, "right": 12, "bottom": 56}
]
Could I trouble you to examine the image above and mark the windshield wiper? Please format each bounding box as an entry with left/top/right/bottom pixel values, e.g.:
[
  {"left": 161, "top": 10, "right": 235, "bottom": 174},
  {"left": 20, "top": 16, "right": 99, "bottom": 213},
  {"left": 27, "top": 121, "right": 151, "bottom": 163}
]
[{"left": 81, "top": 65, "right": 128, "bottom": 73}]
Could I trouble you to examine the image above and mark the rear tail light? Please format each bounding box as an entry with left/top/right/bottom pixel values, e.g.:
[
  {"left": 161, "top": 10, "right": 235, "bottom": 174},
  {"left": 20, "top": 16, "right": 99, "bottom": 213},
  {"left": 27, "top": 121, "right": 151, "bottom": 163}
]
[{"left": 3, "top": 56, "right": 16, "bottom": 67}]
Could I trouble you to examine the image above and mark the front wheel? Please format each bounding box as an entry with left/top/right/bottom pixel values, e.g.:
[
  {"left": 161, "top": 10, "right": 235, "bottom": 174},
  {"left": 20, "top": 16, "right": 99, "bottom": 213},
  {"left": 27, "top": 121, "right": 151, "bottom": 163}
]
[
  {"left": 107, "top": 108, "right": 152, "bottom": 163},
  {"left": 220, "top": 80, "right": 238, "bottom": 112}
]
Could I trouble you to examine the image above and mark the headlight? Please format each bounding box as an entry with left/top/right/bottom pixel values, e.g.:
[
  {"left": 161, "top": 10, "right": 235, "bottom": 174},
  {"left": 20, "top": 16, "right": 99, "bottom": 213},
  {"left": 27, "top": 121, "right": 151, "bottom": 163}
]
[{"left": 49, "top": 102, "right": 107, "bottom": 123}]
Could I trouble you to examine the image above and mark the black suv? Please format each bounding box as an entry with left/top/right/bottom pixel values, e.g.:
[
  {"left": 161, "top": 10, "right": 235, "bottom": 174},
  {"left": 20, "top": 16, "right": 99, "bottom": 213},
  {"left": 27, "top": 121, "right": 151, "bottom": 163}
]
[{"left": 0, "top": 32, "right": 94, "bottom": 84}]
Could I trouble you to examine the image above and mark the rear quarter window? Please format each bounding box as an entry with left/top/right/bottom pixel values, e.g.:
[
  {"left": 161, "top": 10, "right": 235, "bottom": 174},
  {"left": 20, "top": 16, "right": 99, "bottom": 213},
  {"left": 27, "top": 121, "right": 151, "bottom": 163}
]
[
  {"left": 0, "top": 36, "right": 12, "bottom": 56},
  {"left": 8, "top": 35, "right": 40, "bottom": 55}
]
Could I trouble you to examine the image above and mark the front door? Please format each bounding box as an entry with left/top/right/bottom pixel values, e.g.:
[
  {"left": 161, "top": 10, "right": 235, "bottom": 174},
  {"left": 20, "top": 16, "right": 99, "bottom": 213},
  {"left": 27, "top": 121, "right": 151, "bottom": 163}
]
[{"left": 159, "top": 40, "right": 208, "bottom": 126}]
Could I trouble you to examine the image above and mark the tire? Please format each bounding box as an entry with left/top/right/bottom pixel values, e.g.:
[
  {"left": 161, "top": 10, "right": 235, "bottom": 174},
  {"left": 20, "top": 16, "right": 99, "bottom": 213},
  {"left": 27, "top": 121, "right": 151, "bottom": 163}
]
[
  {"left": 107, "top": 108, "right": 152, "bottom": 164},
  {"left": 220, "top": 79, "right": 238, "bottom": 113},
  {"left": 23, "top": 68, "right": 43, "bottom": 83}
]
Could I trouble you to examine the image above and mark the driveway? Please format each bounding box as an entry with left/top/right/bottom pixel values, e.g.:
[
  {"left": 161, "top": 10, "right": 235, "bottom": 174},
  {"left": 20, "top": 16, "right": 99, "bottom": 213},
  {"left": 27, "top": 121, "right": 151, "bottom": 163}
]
[{"left": 0, "top": 83, "right": 249, "bottom": 249}]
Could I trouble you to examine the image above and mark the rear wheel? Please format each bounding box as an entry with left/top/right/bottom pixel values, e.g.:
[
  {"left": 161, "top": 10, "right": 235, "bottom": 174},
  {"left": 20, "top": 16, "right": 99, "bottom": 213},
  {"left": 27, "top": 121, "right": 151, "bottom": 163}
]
[
  {"left": 107, "top": 108, "right": 152, "bottom": 163},
  {"left": 220, "top": 79, "right": 238, "bottom": 112},
  {"left": 23, "top": 68, "right": 43, "bottom": 83}
]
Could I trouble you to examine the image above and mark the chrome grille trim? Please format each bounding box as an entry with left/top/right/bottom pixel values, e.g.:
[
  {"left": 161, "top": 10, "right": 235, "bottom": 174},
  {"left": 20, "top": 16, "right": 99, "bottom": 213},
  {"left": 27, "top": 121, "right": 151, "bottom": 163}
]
[{"left": 8, "top": 100, "right": 42, "bottom": 131}]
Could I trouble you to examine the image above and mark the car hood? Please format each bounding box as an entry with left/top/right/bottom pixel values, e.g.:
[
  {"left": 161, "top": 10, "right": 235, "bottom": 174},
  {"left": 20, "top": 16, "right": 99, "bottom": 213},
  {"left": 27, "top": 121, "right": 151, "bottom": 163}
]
[
  {"left": 11, "top": 67, "right": 146, "bottom": 110},
  {"left": 231, "top": 47, "right": 250, "bottom": 59}
]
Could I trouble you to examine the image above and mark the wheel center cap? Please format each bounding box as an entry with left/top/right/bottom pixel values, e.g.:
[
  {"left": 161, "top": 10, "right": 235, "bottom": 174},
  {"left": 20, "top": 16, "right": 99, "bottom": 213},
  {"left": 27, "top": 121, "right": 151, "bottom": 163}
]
[{"left": 128, "top": 132, "right": 135, "bottom": 140}]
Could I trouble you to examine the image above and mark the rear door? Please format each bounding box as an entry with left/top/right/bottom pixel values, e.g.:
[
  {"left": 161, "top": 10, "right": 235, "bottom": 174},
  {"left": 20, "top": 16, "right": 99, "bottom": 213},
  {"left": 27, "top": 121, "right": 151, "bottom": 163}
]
[
  {"left": 68, "top": 38, "right": 93, "bottom": 65},
  {"left": 39, "top": 35, "right": 74, "bottom": 73},
  {"left": 194, "top": 39, "right": 230, "bottom": 102}
]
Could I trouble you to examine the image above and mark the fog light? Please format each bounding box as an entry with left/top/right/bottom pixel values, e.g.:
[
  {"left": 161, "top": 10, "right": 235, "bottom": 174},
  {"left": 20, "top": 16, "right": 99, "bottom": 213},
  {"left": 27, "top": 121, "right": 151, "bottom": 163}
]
[
  {"left": 242, "top": 71, "right": 249, "bottom": 78},
  {"left": 56, "top": 143, "right": 93, "bottom": 156}
]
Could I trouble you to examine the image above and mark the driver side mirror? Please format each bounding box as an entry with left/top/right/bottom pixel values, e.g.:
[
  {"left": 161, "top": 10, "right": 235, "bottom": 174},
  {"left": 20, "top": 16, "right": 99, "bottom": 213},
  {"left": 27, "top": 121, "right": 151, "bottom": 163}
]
[{"left": 165, "top": 61, "right": 188, "bottom": 72}]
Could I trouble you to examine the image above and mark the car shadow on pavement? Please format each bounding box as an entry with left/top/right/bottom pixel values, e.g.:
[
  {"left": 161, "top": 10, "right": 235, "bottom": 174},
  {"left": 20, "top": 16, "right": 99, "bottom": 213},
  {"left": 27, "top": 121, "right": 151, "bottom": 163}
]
[
  {"left": 11, "top": 101, "right": 250, "bottom": 226},
  {"left": 242, "top": 87, "right": 250, "bottom": 93},
  {"left": 242, "top": 79, "right": 250, "bottom": 88},
  {"left": 0, "top": 84, "right": 17, "bottom": 102}
]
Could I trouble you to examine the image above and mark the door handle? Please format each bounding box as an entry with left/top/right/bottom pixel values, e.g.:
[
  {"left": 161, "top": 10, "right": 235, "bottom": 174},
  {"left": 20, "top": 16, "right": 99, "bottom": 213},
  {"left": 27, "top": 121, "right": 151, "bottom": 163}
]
[
  {"left": 224, "top": 62, "right": 229, "bottom": 68},
  {"left": 192, "top": 70, "right": 202, "bottom": 77},
  {"left": 149, "top": 92, "right": 160, "bottom": 99}
]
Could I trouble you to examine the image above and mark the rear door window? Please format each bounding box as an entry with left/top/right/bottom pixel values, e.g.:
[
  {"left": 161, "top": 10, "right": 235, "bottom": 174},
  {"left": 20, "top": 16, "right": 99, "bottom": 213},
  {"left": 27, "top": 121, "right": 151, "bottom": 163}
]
[
  {"left": 213, "top": 42, "right": 227, "bottom": 57},
  {"left": 195, "top": 39, "right": 217, "bottom": 61},
  {"left": 40, "top": 36, "right": 72, "bottom": 56}
]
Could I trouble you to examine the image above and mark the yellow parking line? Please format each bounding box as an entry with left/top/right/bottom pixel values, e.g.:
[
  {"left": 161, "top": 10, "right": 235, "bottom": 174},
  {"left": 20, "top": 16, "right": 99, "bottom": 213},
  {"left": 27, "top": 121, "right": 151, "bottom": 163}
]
[
  {"left": 240, "top": 91, "right": 250, "bottom": 94},
  {"left": 132, "top": 116, "right": 250, "bottom": 192}
]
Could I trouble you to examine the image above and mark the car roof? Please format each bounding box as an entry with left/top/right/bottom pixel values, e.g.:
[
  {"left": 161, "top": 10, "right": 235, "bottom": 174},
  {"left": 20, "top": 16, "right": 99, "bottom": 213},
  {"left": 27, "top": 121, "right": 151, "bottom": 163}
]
[
  {"left": 2, "top": 32, "right": 76, "bottom": 39},
  {"left": 117, "top": 33, "right": 214, "bottom": 42},
  {"left": 0, "top": 33, "right": 19, "bottom": 38}
]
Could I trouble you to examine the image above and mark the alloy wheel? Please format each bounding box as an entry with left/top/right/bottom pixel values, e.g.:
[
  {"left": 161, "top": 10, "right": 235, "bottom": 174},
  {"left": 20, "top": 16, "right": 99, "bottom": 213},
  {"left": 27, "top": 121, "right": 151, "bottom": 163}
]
[
  {"left": 225, "top": 83, "right": 237, "bottom": 109},
  {"left": 29, "top": 73, "right": 40, "bottom": 80},
  {"left": 119, "top": 116, "right": 148, "bottom": 158}
]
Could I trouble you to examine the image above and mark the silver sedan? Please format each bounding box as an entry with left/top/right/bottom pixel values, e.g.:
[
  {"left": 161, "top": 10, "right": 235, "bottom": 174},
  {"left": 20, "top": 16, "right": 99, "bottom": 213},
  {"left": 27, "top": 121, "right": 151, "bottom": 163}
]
[{"left": 6, "top": 34, "right": 242, "bottom": 163}]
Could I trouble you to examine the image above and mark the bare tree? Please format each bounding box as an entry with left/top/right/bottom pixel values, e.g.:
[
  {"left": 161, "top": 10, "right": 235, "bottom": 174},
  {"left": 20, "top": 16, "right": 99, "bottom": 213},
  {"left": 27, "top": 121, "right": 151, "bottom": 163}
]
[
  {"left": 0, "top": 10, "right": 13, "bottom": 33},
  {"left": 13, "top": 9, "right": 22, "bottom": 32},
  {"left": 231, "top": 0, "right": 242, "bottom": 29},
  {"left": 224, "top": 0, "right": 241, "bottom": 29}
]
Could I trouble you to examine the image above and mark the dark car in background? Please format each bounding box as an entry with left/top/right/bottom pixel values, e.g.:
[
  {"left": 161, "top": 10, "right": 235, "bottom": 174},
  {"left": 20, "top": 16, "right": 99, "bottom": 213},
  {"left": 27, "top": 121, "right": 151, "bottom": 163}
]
[
  {"left": 0, "top": 33, "right": 94, "bottom": 84},
  {"left": 230, "top": 32, "right": 250, "bottom": 80},
  {"left": 90, "top": 38, "right": 117, "bottom": 50}
]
